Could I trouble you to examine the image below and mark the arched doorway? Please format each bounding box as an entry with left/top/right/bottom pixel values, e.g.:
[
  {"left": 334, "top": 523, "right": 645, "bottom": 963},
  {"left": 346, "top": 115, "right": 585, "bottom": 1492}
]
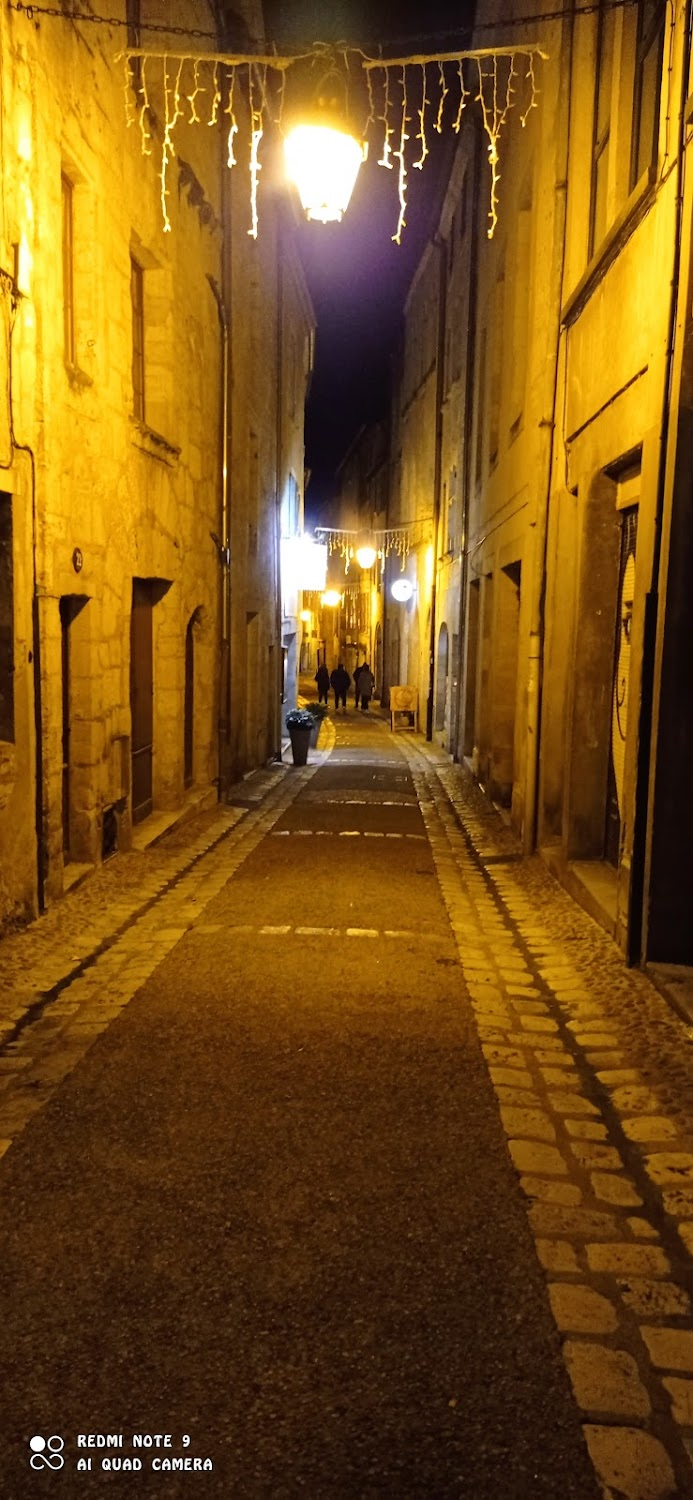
[
  {"left": 390, "top": 618, "right": 400, "bottom": 689},
  {"left": 436, "top": 623, "right": 449, "bottom": 731},
  {"left": 374, "top": 622, "right": 383, "bottom": 698},
  {"left": 184, "top": 613, "right": 195, "bottom": 788},
  {"left": 184, "top": 606, "right": 204, "bottom": 790}
]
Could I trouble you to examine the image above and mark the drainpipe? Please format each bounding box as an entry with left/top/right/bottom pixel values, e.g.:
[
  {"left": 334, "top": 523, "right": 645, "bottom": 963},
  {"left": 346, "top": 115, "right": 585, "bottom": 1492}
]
[
  {"left": 454, "top": 115, "right": 482, "bottom": 765},
  {"left": 273, "top": 218, "right": 284, "bottom": 761},
  {"left": 426, "top": 235, "right": 447, "bottom": 741},
  {"left": 2, "top": 265, "right": 45, "bottom": 911},
  {"left": 629, "top": 0, "right": 693, "bottom": 962},
  {"left": 207, "top": 260, "right": 231, "bottom": 799},
  {"left": 523, "top": 3, "right": 575, "bottom": 855}
]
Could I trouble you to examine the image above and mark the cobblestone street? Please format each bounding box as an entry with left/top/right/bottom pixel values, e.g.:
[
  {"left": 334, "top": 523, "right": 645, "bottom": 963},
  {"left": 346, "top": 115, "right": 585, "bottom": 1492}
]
[{"left": 2, "top": 710, "right": 693, "bottom": 1496}]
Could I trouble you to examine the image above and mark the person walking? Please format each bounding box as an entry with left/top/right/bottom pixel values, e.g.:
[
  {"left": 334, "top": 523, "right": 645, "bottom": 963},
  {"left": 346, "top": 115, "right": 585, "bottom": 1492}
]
[
  {"left": 315, "top": 663, "right": 330, "bottom": 704},
  {"left": 353, "top": 662, "right": 364, "bottom": 710},
  {"left": 358, "top": 663, "right": 375, "bottom": 712},
  {"left": 330, "top": 662, "right": 351, "bottom": 712}
]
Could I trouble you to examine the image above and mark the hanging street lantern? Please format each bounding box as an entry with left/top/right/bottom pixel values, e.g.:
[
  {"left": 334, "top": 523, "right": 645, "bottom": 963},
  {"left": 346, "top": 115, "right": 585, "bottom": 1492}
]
[
  {"left": 120, "top": 41, "right": 546, "bottom": 241},
  {"left": 355, "top": 543, "right": 377, "bottom": 569},
  {"left": 284, "top": 47, "right": 366, "bottom": 225},
  {"left": 285, "top": 122, "right": 366, "bottom": 224}
]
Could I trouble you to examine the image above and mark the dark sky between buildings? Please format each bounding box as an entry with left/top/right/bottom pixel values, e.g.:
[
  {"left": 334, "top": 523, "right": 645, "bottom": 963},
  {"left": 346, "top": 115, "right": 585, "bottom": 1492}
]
[{"left": 264, "top": 0, "right": 474, "bottom": 524}]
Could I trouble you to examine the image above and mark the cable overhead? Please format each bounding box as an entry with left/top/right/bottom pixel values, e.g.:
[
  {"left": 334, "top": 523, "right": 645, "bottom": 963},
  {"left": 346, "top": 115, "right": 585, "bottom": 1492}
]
[{"left": 11, "top": 0, "right": 640, "bottom": 45}]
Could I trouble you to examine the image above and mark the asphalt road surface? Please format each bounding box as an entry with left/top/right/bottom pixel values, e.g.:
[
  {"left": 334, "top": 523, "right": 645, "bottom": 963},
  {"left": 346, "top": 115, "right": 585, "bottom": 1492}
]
[{"left": 0, "top": 712, "right": 600, "bottom": 1498}]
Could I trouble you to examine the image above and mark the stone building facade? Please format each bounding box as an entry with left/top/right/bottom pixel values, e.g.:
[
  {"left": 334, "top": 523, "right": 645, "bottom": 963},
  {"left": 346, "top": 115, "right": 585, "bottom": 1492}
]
[
  {"left": 383, "top": 0, "right": 689, "bottom": 968},
  {"left": 0, "top": 0, "right": 312, "bottom": 929},
  {"left": 322, "top": 421, "right": 389, "bottom": 690}
]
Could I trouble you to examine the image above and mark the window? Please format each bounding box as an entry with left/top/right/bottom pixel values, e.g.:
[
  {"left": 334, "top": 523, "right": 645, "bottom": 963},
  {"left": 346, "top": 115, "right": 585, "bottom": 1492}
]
[
  {"left": 474, "top": 329, "right": 487, "bottom": 487},
  {"left": 489, "top": 260, "right": 505, "bottom": 467},
  {"left": 509, "top": 177, "right": 533, "bottom": 433},
  {"left": 130, "top": 255, "right": 145, "bottom": 422},
  {"left": 589, "top": 3, "right": 615, "bottom": 256},
  {"left": 126, "top": 0, "right": 142, "bottom": 92},
  {"left": 62, "top": 174, "right": 75, "bottom": 365},
  {"left": 631, "top": 0, "right": 665, "bottom": 187},
  {"left": 0, "top": 495, "right": 14, "bottom": 743}
]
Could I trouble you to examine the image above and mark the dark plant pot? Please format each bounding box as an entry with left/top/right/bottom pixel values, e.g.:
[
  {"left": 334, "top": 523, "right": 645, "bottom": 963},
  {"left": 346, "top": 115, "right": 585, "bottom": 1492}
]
[{"left": 288, "top": 725, "right": 311, "bottom": 766}]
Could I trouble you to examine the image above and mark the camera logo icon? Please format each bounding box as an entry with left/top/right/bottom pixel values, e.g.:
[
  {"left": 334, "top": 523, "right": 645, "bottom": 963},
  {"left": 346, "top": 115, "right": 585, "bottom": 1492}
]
[{"left": 29, "top": 1435, "right": 65, "bottom": 1471}]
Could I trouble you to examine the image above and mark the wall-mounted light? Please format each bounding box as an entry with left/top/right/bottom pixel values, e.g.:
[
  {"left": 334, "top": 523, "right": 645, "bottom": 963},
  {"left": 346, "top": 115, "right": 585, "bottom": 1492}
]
[
  {"left": 300, "top": 608, "right": 312, "bottom": 622},
  {"left": 281, "top": 535, "right": 328, "bottom": 592},
  {"left": 391, "top": 578, "right": 414, "bottom": 602},
  {"left": 321, "top": 589, "right": 342, "bottom": 607}
]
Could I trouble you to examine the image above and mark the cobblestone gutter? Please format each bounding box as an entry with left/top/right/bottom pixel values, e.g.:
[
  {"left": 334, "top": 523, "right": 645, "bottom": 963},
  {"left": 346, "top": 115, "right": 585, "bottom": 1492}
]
[{"left": 401, "top": 735, "right": 693, "bottom": 1499}]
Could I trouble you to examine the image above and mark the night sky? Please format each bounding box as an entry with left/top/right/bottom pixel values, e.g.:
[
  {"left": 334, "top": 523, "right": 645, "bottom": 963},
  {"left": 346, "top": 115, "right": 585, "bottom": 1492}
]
[{"left": 263, "top": 0, "right": 474, "bottom": 523}]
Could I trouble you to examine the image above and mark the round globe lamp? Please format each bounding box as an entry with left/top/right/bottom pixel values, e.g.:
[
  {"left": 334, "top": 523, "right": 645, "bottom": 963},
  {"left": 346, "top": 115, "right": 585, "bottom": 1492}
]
[
  {"left": 321, "top": 589, "right": 342, "bottom": 608},
  {"left": 355, "top": 544, "right": 377, "bottom": 569},
  {"left": 391, "top": 578, "right": 414, "bottom": 603}
]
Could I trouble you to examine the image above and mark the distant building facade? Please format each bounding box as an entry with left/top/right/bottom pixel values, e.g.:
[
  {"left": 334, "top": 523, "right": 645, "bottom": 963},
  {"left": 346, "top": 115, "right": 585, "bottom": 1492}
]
[
  {"left": 0, "top": 0, "right": 312, "bottom": 929},
  {"left": 385, "top": 0, "right": 689, "bottom": 967}
]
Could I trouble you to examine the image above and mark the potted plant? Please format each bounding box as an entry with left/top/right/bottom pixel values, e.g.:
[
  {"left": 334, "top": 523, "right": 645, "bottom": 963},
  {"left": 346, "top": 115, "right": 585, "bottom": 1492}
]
[
  {"left": 305, "top": 701, "right": 328, "bottom": 747},
  {"left": 285, "top": 708, "right": 315, "bottom": 766}
]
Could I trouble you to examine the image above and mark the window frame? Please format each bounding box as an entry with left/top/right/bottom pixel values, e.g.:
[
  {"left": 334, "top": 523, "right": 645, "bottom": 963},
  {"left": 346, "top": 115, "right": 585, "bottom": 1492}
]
[
  {"left": 130, "top": 254, "right": 145, "bottom": 423},
  {"left": 0, "top": 494, "right": 14, "bottom": 744},
  {"left": 630, "top": 0, "right": 666, "bottom": 190},
  {"left": 61, "top": 173, "right": 75, "bottom": 367},
  {"left": 589, "top": 1, "right": 615, "bottom": 258}
]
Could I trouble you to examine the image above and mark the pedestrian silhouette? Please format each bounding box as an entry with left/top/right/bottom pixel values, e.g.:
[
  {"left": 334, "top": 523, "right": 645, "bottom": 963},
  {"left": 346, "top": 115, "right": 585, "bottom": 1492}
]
[
  {"left": 315, "top": 663, "right": 330, "bottom": 704},
  {"left": 358, "top": 663, "right": 375, "bottom": 712},
  {"left": 330, "top": 663, "right": 351, "bottom": 713}
]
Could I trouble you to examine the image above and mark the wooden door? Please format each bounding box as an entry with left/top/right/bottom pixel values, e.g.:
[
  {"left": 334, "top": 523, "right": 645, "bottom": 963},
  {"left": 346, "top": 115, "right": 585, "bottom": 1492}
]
[
  {"left": 184, "top": 615, "right": 194, "bottom": 789},
  {"left": 60, "top": 598, "right": 72, "bottom": 855},
  {"left": 130, "top": 580, "right": 153, "bottom": 824}
]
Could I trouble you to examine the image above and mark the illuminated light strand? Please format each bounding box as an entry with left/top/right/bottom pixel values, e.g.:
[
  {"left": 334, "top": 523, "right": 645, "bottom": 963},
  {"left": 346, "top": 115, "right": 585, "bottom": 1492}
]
[
  {"left": 476, "top": 58, "right": 501, "bottom": 238},
  {"left": 274, "top": 65, "right": 287, "bottom": 127},
  {"left": 121, "top": 43, "right": 546, "bottom": 240},
  {"left": 435, "top": 59, "right": 448, "bottom": 132},
  {"left": 187, "top": 57, "right": 204, "bottom": 122},
  {"left": 364, "top": 65, "right": 376, "bottom": 139},
  {"left": 137, "top": 56, "right": 152, "bottom": 157},
  {"left": 503, "top": 52, "right": 517, "bottom": 125},
  {"left": 521, "top": 51, "right": 539, "bottom": 125},
  {"left": 247, "top": 66, "right": 263, "bottom": 239},
  {"left": 123, "top": 55, "right": 135, "bottom": 128},
  {"left": 225, "top": 66, "right": 238, "bottom": 167},
  {"left": 454, "top": 58, "right": 469, "bottom": 131},
  {"left": 378, "top": 64, "right": 394, "bottom": 168},
  {"left": 414, "top": 62, "right": 429, "bottom": 168},
  {"left": 171, "top": 57, "right": 185, "bottom": 135},
  {"left": 256, "top": 61, "right": 271, "bottom": 121},
  {"left": 361, "top": 43, "right": 548, "bottom": 71},
  {"left": 208, "top": 62, "right": 221, "bottom": 125},
  {"left": 160, "top": 56, "right": 174, "bottom": 231},
  {"left": 392, "top": 66, "right": 410, "bottom": 244}
]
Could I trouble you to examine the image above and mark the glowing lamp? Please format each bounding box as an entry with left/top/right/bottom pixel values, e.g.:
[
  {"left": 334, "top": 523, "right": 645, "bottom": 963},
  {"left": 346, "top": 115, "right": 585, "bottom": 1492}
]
[
  {"left": 391, "top": 578, "right": 414, "bottom": 602},
  {"left": 285, "top": 124, "right": 365, "bottom": 224},
  {"left": 321, "top": 589, "right": 342, "bottom": 607},
  {"left": 300, "top": 609, "right": 312, "bottom": 622},
  {"left": 355, "top": 544, "right": 377, "bottom": 569}
]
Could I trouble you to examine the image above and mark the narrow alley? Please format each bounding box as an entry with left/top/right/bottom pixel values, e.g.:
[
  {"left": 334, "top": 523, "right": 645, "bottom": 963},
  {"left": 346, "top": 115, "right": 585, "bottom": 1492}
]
[{"left": 1, "top": 709, "right": 693, "bottom": 1497}]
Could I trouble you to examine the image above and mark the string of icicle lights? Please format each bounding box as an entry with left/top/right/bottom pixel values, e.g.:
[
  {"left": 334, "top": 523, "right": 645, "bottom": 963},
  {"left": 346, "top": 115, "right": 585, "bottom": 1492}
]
[
  {"left": 118, "top": 42, "right": 547, "bottom": 241},
  {"left": 316, "top": 521, "right": 434, "bottom": 572}
]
